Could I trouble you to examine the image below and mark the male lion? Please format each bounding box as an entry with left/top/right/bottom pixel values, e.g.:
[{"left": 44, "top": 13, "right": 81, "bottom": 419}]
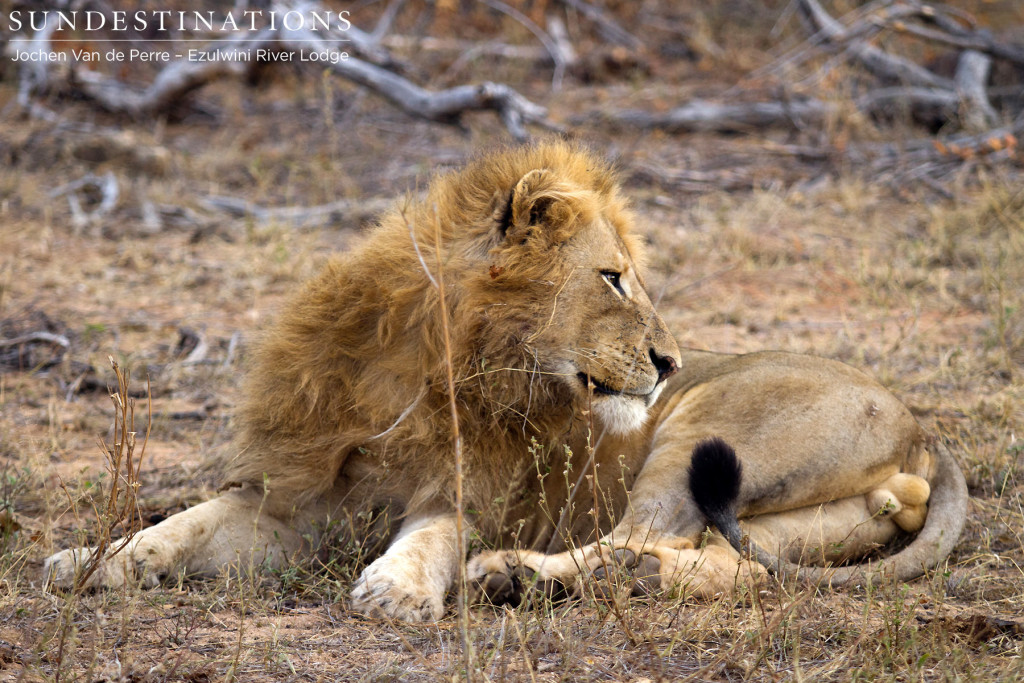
[{"left": 45, "top": 142, "right": 967, "bottom": 621}]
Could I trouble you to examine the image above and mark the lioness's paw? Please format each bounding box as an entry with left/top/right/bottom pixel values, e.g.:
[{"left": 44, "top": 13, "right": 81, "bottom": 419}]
[
  {"left": 350, "top": 559, "right": 445, "bottom": 622},
  {"left": 43, "top": 535, "right": 179, "bottom": 591},
  {"left": 589, "top": 548, "right": 663, "bottom": 599},
  {"left": 467, "top": 550, "right": 570, "bottom": 607},
  {"left": 43, "top": 547, "right": 133, "bottom": 590}
]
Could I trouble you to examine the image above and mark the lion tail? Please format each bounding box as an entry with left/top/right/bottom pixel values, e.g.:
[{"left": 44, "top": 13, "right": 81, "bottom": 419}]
[{"left": 688, "top": 438, "right": 968, "bottom": 586}]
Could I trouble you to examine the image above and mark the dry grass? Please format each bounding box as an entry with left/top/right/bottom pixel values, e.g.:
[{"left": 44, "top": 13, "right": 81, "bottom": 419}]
[{"left": 2, "top": 2, "right": 1023, "bottom": 680}]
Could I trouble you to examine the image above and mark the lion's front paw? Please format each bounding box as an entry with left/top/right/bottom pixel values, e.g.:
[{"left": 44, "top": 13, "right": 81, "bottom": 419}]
[
  {"left": 467, "top": 550, "right": 570, "bottom": 607},
  {"left": 350, "top": 558, "right": 445, "bottom": 622}
]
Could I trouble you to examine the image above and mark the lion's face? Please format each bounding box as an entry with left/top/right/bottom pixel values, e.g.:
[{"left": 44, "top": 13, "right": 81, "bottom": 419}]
[
  {"left": 538, "top": 218, "right": 679, "bottom": 435},
  {"left": 482, "top": 165, "right": 681, "bottom": 436}
]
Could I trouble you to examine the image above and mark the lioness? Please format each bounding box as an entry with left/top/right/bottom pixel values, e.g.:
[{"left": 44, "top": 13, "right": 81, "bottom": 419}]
[{"left": 45, "top": 142, "right": 967, "bottom": 621}]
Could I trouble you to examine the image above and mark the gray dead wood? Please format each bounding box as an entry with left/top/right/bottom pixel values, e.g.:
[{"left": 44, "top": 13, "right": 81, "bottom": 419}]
[
  {"left": 49, "top": 172, "right": 120, "bottom": 231},
  {"left": 592, "top": 98, "right": 833, "bottom": 132},
  {"left": 559, "top": 0, "right": 640, "bottom": 49},
  {"left": 200, "top": 195, "right": 394, "bottom": 229},
  {"left": 381, "top": 35, "right": 545, "bottom": 60},
  {"left": 13, "top": 13, "right": 59, "bottom": 107},
  {"left": 0, "top": 332, "right": 71, "bottom": 349},
  {"left": 954, "top": 50, "right": 998, "bottom": 131},
  {"left": 72, "top": 31, "right": 261, "bottom": 116},
  {"left": 279, "top": 24, "right": 552, "bottom": 140},
  {"left": 796, "top": 0, "right": 953, "bottom": 89},
  {"left": 48, "top": 3, "right": 551, "bottom": 141},
  {"left": 885, "top": 1, "right": 1024, "bottom": 67}
]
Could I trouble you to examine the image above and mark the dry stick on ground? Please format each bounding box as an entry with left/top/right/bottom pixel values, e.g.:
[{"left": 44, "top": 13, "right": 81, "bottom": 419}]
[
  {"left": 479, "top": 0, "right": 567, "bottom": 91},
  {"left": 36, "top": 4, "right": 553, "bottom": 141},
  {"left": 589, "top": 98, "right": 833, "bottom": 133},
  {"left": 955, "top": 50, "right": 998, "bottom": 131},
  {"left": 795, "top": 0, "right": 954, "bottom": 89},
  {"left": 885, "top": 0, "right": 1024, "bottom": 67},
  {"left": 48, "top": 172, "right": 120, "bottom": 232},
  {"left": 0, "top": 331, "right": 70, "bottom": 350},
  {"left": 558, "top": 0, "right": 640, "bottom": 49},
  {"left": 200, "top": 194, "right": 395, "bottom": 229}
]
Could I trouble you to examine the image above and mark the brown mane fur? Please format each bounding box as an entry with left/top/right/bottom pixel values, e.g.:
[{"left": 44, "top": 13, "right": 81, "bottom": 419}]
[{"left": 229, "top": 142, "right": 638, "bottom": 523}]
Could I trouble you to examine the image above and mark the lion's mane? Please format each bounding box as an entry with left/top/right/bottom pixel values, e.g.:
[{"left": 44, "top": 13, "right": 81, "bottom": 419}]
[{"left": 228, "top": 142, "right": 638, "bottom": 523}]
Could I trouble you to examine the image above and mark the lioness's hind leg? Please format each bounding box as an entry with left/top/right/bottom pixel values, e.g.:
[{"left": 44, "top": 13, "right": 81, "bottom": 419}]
[
  {"left": 44, "top": 487, "right": 305, "bottom": 590},
  {"left": 865, "top": 472, "right": 930, "bottom": 532}
]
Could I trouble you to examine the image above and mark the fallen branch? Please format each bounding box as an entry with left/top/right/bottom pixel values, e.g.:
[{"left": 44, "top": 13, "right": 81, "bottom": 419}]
[
  {"left": 29, "top": 3, "right": 553, "bottom": 141},
  {"left": 589, "top": 98, "right": 832, "bottom": 132},
  {"left": 479, "top": 0, "right": 567, "bottom": 90},
  {"left": 48, "top": 172, "right": 119, "bottom": 231},
  {"left": 0, "top": 331, "right": 71, "bottom": 349},
  {"left": 559, "top": 0, "right": 640, "bottom": 49},
  {"left": 13, "top": 12, "right": 59, "bottom": 107},
  {"left": 796, "top": 0, "right": 953, "bottom": 89},
  {"left": 884, "top": 1, "right": 1024, "bottom": 67},
  {"left": 630, "top": 161, "right": 753, "bottom": 192},
  {"left": 954, "top": 50, "right": 998, "bottom": 131},
  {"left": 200, "top": 194, "right": 394, "bottom": 229}
]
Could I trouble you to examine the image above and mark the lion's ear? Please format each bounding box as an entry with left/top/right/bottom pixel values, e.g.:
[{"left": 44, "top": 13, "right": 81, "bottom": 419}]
[{"left": 497, "top": 169, "right": 558, "bottom": 243}]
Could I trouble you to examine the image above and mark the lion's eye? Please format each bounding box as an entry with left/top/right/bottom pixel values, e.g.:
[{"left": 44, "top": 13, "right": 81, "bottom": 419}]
[{"left": 601, "top": 270, "right": 625, "bottom": 295}]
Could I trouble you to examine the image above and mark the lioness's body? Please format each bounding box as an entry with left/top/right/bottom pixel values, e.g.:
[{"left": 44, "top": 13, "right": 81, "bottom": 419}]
[{"left": 45, "top": 143, "right": 967, "bottom": 621}]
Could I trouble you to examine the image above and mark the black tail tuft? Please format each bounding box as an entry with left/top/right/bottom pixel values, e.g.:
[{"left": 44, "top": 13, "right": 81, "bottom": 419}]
[{"left": 688, "top": 437, "right": 743, "bottom": 536}]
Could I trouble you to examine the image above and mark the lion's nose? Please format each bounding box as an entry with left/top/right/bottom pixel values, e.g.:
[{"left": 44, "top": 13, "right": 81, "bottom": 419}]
[{"left": 650, "top": 349, "right": 678, "bottom": 384}]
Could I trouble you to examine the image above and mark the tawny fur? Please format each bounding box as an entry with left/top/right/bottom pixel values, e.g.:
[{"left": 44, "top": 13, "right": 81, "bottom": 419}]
[
  {"left": 44, "top": 142, "right": 967, "bottom": 622},
  {"left": 228, "top": 142, "right": 671, "bottom": 540}
]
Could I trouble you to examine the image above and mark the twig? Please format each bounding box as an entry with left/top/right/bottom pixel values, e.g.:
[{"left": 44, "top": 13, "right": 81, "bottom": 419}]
[
  {"left": 559, "top": 0, "right": 641, "bottom": 49},
  {"left": 478, "top": 0, "right": 567, "bottom": 90},
  {"left": 0, "top": 332, "right": 70, "bottom": 349},
  {"left": 369, "top": 0, "right": 409, "bottom": 44}
]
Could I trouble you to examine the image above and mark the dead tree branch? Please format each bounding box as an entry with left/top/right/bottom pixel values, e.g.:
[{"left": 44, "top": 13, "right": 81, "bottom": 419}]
[
  {"left": 48, "top": 172, "right": 120, "bottom": 231},
  {"left": 280, "top": 21, "right": 553, "bottom": 140},
  {"left": 559, "top": 0, "right": 640, "bottom": 49},
  {"left": 479, "top": 0, "right": 567, "bottom": 90},
  {"left": 200, "top": 194, "right": 394, "bottom": 229},
  {"left": 590, "top": 98, "right": 833, "bottom": 133},
  {"left": 955, "top": 50, "right": 998, "bottom": 131},
  {"left": 884, "top": 1, "right": 1024, "bottom": 67},
  {"left": 0, "top": 332, "right": 71, "bottom": 350},
  {"left": 73, "top": 32, "right": 258, "bottom": 116},
  {"left": 796, "top": 0, "right": 953, "bottom": 88},
  {"left": 16, "top": 2, "right": 553, "bottom": 141}
]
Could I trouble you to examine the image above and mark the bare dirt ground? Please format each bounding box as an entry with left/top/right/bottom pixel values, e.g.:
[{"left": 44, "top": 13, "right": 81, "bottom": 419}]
[{"left": 1, "top": 1, "right": 1023, "bottom": 680}]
